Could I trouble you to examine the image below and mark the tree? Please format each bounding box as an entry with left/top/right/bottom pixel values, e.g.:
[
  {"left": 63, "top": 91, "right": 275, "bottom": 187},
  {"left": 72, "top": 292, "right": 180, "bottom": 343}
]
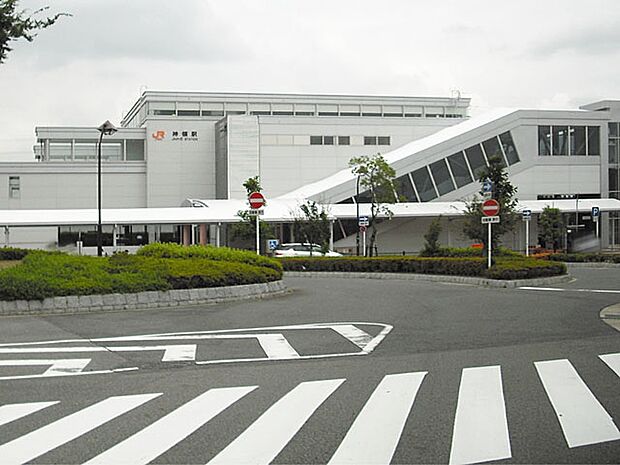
[
  {"left": 349, "top": 153, "right": 397, "bottom": 256},
  {"left": 292, "top": 200, "right": 331, "bottom": 256},
  {"left": 421, "top": 217, "right": 442, "bottom": 256},
  {"left": 229, "top": 176, "right": 274, "bottom": 252},
  {"left": 462, "top": 156, "right": 518, "bottom": 250},
  {"left": 538, "top": 206, "right": 564, "bottom": 251},
  {"left": 0, "top": 1, "right": 70, "bottom": 64}
]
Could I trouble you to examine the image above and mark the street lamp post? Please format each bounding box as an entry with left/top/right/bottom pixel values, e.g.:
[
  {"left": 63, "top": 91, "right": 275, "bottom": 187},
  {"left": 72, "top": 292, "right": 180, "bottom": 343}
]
[
  {"left": 356, "top": 175, "right": 361, "bottom": 256},
  {"left": 96, "top": 120, "right": 118, "bottom": 257}
]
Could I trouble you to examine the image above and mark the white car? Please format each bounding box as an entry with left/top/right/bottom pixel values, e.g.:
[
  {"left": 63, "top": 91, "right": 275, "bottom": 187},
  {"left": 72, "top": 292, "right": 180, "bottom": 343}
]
[{"left": 273, "top": 243, "right": 343, "bottom": 258}]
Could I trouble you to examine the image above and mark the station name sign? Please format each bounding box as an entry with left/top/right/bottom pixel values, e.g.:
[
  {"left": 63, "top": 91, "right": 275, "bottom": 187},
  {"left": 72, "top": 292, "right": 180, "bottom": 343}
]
[{"left": 152, "top": 130, "right": 199, "bottom": 142}]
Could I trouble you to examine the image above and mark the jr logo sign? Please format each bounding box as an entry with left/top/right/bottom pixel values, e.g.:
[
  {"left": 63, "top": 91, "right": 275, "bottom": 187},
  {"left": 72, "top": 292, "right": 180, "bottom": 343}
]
[{"left": 152, "top": 130, "right": 166, "bottom": 141}]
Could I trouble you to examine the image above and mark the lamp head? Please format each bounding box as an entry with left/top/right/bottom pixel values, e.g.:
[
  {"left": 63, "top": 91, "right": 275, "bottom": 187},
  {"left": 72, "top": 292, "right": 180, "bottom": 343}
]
[{"left": 97, "top": 120, "right": 118, "bottom": 136}]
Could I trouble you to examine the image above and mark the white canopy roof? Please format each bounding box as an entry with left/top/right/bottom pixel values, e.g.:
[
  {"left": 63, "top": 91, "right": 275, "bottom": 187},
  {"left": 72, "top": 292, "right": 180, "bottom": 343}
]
[{"left": 0, "top": 198, "right": 617, "bottom": 227}]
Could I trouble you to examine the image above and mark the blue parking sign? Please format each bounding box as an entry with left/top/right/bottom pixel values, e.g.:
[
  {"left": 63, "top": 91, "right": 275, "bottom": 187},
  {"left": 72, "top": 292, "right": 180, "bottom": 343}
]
[{"left": 591, "top": 206, "right": 600, "bottom": 219}]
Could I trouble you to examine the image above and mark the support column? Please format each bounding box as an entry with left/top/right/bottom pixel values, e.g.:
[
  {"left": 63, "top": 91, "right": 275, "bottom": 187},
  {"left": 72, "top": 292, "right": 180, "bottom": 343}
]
[
  {"left": 199, "top": 224, "right": 208, "bottom": 245},
  {"left": 182, "top": 225, "right": 191, "bottom": 246},
  {"left": 329, "top": 220, "right": 334, "bottom": 250},
  {"left": 216, "top": 222, "right": 221, "bottom": 247},
  {"left": 4, "top": 226, "right": 9, "bottom": 247}
]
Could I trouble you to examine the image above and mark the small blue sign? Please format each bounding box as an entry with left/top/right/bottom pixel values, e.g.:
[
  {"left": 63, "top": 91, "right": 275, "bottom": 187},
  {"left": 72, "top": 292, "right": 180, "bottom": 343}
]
[
  {"left": 591, "top": 206, "right": 600, "bottom": 218},
  {"left": 522, "top": 209, "right": 532, "bottom": 219},
  {"left": 482, "top": 179, "right": 493, "bottom": 193},
  {"left": 267, "top": 239, "right": 279, "bottom": 250},
  {"left": 358, "top": 216, "right": 370, "bottom": 227}
]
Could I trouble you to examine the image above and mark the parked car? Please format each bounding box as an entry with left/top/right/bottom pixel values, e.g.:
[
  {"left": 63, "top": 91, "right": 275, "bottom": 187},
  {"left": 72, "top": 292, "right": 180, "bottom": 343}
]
[{"left": 273, "top": 243, "right": 343, "bottom": 257}]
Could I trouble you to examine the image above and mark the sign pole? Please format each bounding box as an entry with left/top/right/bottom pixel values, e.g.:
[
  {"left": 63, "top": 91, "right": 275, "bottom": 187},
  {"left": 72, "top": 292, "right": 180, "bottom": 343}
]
[
  {"left": 255, "top": 214, "right": 260, "bottom": 255},
  {"left": 488, "top": 222, "right": 492, "bottom": 269},
  {"left": 525, "top": 220, "right": 529, "bottom": 256},
  {"left": 362, "top": 229, "right": 367, "bottom": 257}
]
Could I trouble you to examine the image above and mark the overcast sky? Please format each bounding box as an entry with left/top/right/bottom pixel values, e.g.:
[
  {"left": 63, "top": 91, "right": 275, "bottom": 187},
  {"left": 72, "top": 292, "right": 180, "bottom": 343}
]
[{"left": 1, "top": 0, "right": 619, "bottom": 160}]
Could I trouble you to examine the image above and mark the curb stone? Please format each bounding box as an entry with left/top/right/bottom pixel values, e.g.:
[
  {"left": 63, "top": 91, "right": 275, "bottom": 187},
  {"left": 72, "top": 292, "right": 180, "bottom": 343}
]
[
  {"left": 283, "top": 271, "right": 572, "bottom": 288},
  {"left": 0, "top": 280, "right": 288, "bottom": 317}
]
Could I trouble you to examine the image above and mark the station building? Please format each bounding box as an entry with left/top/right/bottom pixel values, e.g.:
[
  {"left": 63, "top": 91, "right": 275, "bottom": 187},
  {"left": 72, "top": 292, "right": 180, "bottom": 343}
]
[{"left": 0, "top": 91, "right": 618, "bottom": 254}]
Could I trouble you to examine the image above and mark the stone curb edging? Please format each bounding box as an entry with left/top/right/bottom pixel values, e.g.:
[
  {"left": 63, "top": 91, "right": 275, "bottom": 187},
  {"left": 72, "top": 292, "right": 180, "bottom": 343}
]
[
  {"left": 284, "top": 271, "right": 572, "bottom": 288},
  {"left": 565, "top": 262, "right": 620, "bottom": 269},
  {"left": 0, "top": 280, "right": 288, "bottom": 317}
]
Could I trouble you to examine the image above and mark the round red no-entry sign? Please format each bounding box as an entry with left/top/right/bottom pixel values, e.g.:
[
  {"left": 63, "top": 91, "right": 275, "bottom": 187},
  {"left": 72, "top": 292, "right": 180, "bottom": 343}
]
[
  {"left": 248, "top": 191, "right": 266, "bottom": 209},
  {"left": 482, "top": 199, "right": 500, "bottom": 216}
]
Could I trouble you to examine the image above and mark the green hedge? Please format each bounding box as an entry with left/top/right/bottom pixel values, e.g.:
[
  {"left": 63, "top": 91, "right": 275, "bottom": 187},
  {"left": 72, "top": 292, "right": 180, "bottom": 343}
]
[
  {"left": 0, "top": 252, "right": 282, "bottom": 301},
  {"left": 0, "top": 247, "right": 31, "bottom": 260},
  {"left": 280, "top": 255, "right": 566, "bottom": 280},
  {"left": 547, "top": 253, "right": 620, "bottom": 264},
  {"left": 137, "top": 243, "right": 282, "bottom": 272},
  {"left": 419, "top": 246, "right": 522, "bottom": 258}
]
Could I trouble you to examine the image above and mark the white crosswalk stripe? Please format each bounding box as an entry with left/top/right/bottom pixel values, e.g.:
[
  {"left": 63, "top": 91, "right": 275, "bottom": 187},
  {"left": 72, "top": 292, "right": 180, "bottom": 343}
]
[
  {"left": 535, "top": 358, "right": 620, "bottom": 448},
  {"left": 1, "top": 353, "right": 620, "bottom": 464}
]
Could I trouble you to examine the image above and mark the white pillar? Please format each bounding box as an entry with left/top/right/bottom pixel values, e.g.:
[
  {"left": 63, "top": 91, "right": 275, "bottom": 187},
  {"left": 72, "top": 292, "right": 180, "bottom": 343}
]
[
  {"left": 329, "top": 220, "right": 334, "bottom": 250},
  {"left": 216, "top": 223, "right": 221, "bottom": 247},
  {"left": 4, "top": 226, "right": 9, "bottom": 247}
]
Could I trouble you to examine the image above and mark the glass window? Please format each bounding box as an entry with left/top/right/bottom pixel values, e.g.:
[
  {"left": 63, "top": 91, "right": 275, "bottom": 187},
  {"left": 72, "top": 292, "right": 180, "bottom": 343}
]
[
  {"left": 378, "top": 136, "right": 390, "bottom": 145},
  {"left": 482, "top": 136, "right": 505, "bottom": 166},
  {"left": 411, "top": 166, "right": 437, "bottom": 202},
  {"left": 395, "top": 174, "right": 417, "bottom": 202},
  {"left": 177, "top": 110, "right": 200, "bottom": 116},
  {"left": 310, "top": 136, "right": 322, "bottom": 145},
  {"left": 338, "top": 136, "right": 350, "bottom": 145},
  {"left": 429, "top": 159, "right": 455, "bottom": 195},
  {"left": 295, "top": 111, "right": 314, "bottom": 116},
  {"left": 272, "top": 111, "right": 294, "bottom": 116},
  {"left": 609, "top": 122, "right": 618, "bottom": 137},
  {"left": 364, "top": 136, "right": 377, "bottom": 145},
  {"left": 499, "top": 131, "right": 520, "bottom": 165},
  {"left": 340, "top": 112, "right": 360, "bottom": 117},
  {"left": 552, "top": 126, "right": 568, "bottom": 155},
  {"left": 355, "top": 190, "right": 373, "bottom": 203},
  {"left": 610, "top": 167, "right": 619, "bottom": 192},
  {"left": 323, "top": 136, "right": 334, "bottom": 145},
  {"left": 570, "top": 126, "right": 586, "bottom": 156},
  {"left": 126, "top": 140, "right": 145, "bottom": 161},
  {"left": 464, "top": 144, "right": 487, "bottom": 180},
  {"left": 202, "top": 110, "right": 224, "bottom": 117},
  {"left": 318, "top": 111, "right": 338, "bottom": 116},
  {"left": 8, "top": 176, "right": 19, "bottom": 199},
  {"left": 447, "top": 152, "right": 473, "bottom": 188},
  {"left": 225, "top": 110, "right": 246, "bottom": 115},
  {"left": 538, "top": 126, "right": 551, "bottom": 156},
  {"left": 587, "top": 126, "right": 600, "bottom": 155},
  {"left": 610, "top": 139, "right": 619, "bottom": 164}
]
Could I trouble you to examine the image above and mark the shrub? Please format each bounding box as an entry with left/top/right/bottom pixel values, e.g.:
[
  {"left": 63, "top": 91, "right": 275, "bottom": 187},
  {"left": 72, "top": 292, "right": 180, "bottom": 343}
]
[
  {"left": 547, "top": 253, "right": 620, "bottom": 264},
  {"left": 137, "top": 243, "right": 283, "bottom": 272},
  {"left": 0, "top": 247, "right": 31, "bottom": 260},
  {"left": 485, "top": 258, "right": 567, "bottom": 280}
]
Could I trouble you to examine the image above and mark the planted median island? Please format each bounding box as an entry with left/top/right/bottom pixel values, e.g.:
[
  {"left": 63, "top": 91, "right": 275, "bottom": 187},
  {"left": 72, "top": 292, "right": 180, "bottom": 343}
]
[{"left": 0, "top": 243, "right": 567, "bottom": 302}]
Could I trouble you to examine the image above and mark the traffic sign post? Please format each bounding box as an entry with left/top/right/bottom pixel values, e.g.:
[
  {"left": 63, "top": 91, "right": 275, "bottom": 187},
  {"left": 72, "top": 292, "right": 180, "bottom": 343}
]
[
  {"left": 248, "top": 192, "right": 266, "bottom": 255},
  {"left": 592, "top": 206, "right": 600, "bottom": 239},
  {"left": 482, "top": 179, "right": 493, "bottom": 200},
  {"left": 522, "top": 209, "right": 532, "bottom": 256},
  {"left": 481, "top": 199, "right": 501, "bottom": 268}
]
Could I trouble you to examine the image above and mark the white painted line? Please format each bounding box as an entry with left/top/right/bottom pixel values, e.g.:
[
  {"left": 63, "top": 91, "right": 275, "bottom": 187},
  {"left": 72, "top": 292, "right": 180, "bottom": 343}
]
[
  {"left": 0, "top": 392, "right": 161, "bottom": 464},
  {"left": 85, "top": 385, "right": 257, "bottom": 465},
  {"left": 519, "top": 286, "right": 620, "bottom": 294},
  {"left": 535, "top": 359, "right": 620, "bottom": 448},
  {"left": 599, "top": 353, "right": 620, "bottom": 378},
  {"left": 330, "top": 325, "right": 374, "bottom": 349},
  {"left": 0, "top": 401, "right": 59, "bottom": 427},
  {"left": 0, "top": 366, "right": 139, "bottom": 382},
  {"left": 328, "top": 372, "right": 426, "bottom": 465},
  {"left": 256, "top": 334, "right": 300, "bottom": 359},
  {"left": 0, "top": 345, "right": 197, "bottom": 362},
  {"left": 207, "top": 378, "right": 345, "bottom": 465},
  {"left": 0, "top": 359, "right": 91, "bottom": 376},
  {"left": 449, "top": 366, "right": 511, "bottom": 465}
]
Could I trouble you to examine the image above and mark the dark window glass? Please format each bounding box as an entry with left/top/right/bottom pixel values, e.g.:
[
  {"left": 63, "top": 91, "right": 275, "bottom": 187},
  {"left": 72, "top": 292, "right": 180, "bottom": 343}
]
[
  {"left": 318, "top": 111, "right": 338, "bottom": 116},
  {"left": 500, "top": 131, "right": 520, "bottom": 165},
  {"left": 378, "top": 136, "right": 390, "bottom": 145},
  {"left": 570, "top": 126, "right": 586, "bottom": 156},
  {"left": 126, "top": 140, "right": 145, "bottom": 161},
  {"left": 177, "top": 110, "right": 200, "bottom": 116},
  {"left": 395, "top": 174, "right": 417, "bottom": 202},
  {"left": 364, "top": 136, "right": 377, "bottom": 145},
  {"left": 610, "top": 140, "right": 619, "bottom": 164},
  {"left": 295, "top": 111, "right": 314, "bottom": 116},
  {"left": 202, "top": 110, "right": 224, "bottom": 116},
  {"left": 272, "top": 111, "right": 294, "bottom": 116},
  {"left": 464, "top": 145, "right": 487, "bottom": 180},
  {"left": 482, "top": 136, "right": 505, "bottom": 166},
  {"left": 411, "top": 167, "right": 437, "bottom": 202},
  {"left": 310, "top": 136, "right": 322, "bottom": 145},
  {"left": 609, "top": 122, "right": 618, "bottom": 137},
  {"left": 447, "top": 152, "right": 473, "bottom": 188},
  {"left": 226, "top": 110, "right": 246, "bottom": 115},
  {"left": 587, "top": 126, "right": 600, "bottom": 155},
  {"left": 355, "top": 190, "right": 373, "bottom": 203},
  {"left": 383, "top": 113, "right": 403, "bottom": 117},
  {"left": 323, "top": 136, "right": 334, "bottom": 145},
  {"left": 538, "top": 126, "right": 551, "bottom": 156},
  {"left": 429, "top": 159, "right": 455, "bottom": 195},
  {"left": 250, "top": 111, "right": 271, "bottom": 116},
  {"left": 610, "top": 167, "right": 619, "bottom": 192},
  {"left": 552, "top": 126, "right": 568, "bottom": 155},
  {"left": 153, "top": 109, "right": 175, "bottom": 116},
  {"left": 362, "top": 112, "right": 381, "bottom": 117},
  {"left": 405, "top": 113, "right": 422, "bottom": 117},
  {"left": 340, "top": 112, "right": 360, "bottom": 117},
  {"left": 338, "top": 136, "right": 350, "bottom": 145},
  {"left": 337, "top": 197, "right": 355, "bottom": 204}
]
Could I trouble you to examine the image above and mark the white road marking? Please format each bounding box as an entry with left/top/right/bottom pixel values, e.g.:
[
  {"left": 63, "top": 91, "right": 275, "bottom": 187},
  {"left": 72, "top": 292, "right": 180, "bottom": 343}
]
[
  {"left": 207, "top": 378, "right": 345, "bottom": 465},
  {"left": 0, "top": 366, "right": 138, "bottom": 381},
  {"left": 519, "top": 286, "right": 620, "bottom": 294},
  {"left": 328, "top": 372, "right": 426, "bottom": 465},
  {"left": 599, "top": 353, "right": 620, "bottom": 378},
  {"left": 256, "top": 334, "right": 300, "bottom": 359},
  {"left": 85, "top": 386, "right": 257, "bottom": 465},
  {"left": 535, "top": 359, "right": 620, "bottom": 448},
  {"left": 0, "top": 358, "right": 91, "bottom": 376},
  {"left": 0, "top": 401, "right": 59, "bottom": 427},
  {"left": 449, "top": 366, "right": 511, "bottom": 465},
  {"left": 330, "top": 325, "right": 374, "bottom": 349},
  {"left": 0, "top": 345, "right": 197, "bottom": 362},
  {"left": 0, "top": 393, "right": 161, "bottom": 465}
]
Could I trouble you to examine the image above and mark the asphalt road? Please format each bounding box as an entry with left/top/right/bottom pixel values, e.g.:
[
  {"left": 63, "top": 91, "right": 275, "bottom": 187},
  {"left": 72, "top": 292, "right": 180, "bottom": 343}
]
[{"left": 1, "top": 266, "right": 620, "bottom": 464}]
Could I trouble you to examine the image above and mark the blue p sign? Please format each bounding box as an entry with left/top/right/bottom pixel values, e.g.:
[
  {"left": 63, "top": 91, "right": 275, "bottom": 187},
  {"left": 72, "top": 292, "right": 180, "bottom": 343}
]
[{"left": 591, "top": 206, "right": 600, "bottom": 219}]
